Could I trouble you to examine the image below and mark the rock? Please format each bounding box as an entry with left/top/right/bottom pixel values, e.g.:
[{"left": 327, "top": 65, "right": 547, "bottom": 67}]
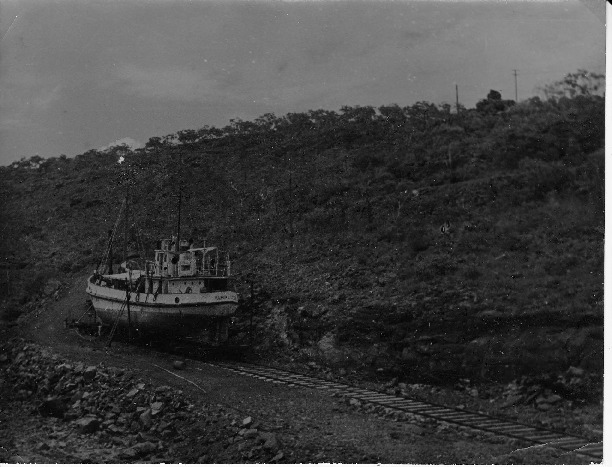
[
  {"left": 55, "top": 363, "right": 73, "bottom": 373},
  {"left": 126, "top": 388, "right": 139, "bottom": 398},
  {"left": 76, "top": 416, "right": 101, "bottom": 434},
  {"left": 243, "top": 428, "right": 259, "bottom": 439},
  {"left": 38, "top": 397, "right": 68, "bottom": 418},
  {"left": 150, "top": 402, "right": 163, "bottom": 416},
  {"left": 137, "top": 431, "right": 158, "bottom": 443},
  {"left": 172, "top": 360, "right": 186, "bottom": 370},
  {"left": 259, "top": 432, "right": 279, "bottom": 451},
  {"left": 107, "top": 424, "right": 124, "bottom": 434},
  {"left": 43, "top": 279, "right": 61, "bottom": 296},
  {"left": 120, "top": 448, "right": 138, "bottom": 460},
  {"left": 500, "top": 394, "right": 524, "bottom": 408},
  {"left": 111, "top": 436, "right": 127, "bottom": 446},
  {"left": 133, "top": 441, "right": 157, "bottom": 456},
  {"left": 37, "top": 441, "right": 50, "bottom": 450},
  {"left": 385, "top": 377, "right": 399, "bottom": 388},
  {"left": 270, "top": 451, "right": 284, "bottom": 462},
  {"left": 139, "top": 409, "right": 152, "bottom": 428},
  {"left": 536, "top": 393, "right": 563, "bottom": 405},
  {"left": 83, "top": 366, "right": 97, "bottom": 382},
  {"left": 566, "top": 366, "right": 585, "bottom": 377},
  {"left": 70, "top": 391, "right": 84, "bottom": 403},
  {"left": 0, "top": 353, "right": 8, "bottom": 364},
  {"left": 242, "top": 416, "right": 253, "bottom": 427}
]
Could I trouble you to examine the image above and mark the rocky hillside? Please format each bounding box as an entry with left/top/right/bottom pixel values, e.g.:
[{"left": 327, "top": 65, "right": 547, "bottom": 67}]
[{"left": 0, "top": 71, "right": 604, "bottom": 392}]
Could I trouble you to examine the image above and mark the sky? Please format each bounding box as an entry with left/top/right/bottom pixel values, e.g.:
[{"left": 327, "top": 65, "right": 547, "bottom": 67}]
[{"left": 0, "top": 0, "right": 605, "bottom": 165}]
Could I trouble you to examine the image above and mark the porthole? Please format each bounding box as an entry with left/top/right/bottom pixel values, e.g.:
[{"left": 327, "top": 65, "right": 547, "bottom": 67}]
[{"left": 175, "top": 297, "right": 180, "bottom": 304}]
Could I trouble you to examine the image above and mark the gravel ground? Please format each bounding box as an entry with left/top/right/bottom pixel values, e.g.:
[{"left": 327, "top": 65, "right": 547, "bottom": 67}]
[{"left": 0, "top": 275, "right": 601, "bottom": 464}]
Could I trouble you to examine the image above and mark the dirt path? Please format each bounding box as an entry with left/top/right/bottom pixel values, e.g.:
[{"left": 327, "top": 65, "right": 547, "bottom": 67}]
[{"left": 0, "top": 276, "right": 594, "bottom": 464}]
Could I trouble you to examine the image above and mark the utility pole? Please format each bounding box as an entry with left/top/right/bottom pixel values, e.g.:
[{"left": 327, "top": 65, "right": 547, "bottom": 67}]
[
  {"left": 288, "top": 163, "right": 294, "bottom": 249},
  {"left": 455, "top": 84, "right": 460, "bottom": 113},
  {"left": 513, "top": 69, "right": 519, "bottom": 102}
]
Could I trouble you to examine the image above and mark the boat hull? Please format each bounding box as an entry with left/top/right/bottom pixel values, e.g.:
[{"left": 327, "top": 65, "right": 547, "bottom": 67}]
[{"left": 86, "top": 276, "right": 238, "bottom": 341}]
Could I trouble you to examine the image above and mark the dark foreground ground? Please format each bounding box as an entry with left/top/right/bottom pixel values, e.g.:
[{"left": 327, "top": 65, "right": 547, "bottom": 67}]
[{"left": 0, "top": 276, "right": 602, "bottom": 464}]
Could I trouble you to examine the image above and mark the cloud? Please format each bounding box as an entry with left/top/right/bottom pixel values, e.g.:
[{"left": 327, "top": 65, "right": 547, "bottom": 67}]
[
  {"left": 113, "top": 63, "right": 225, "bottom": 103},
  {"left": 0, "top": 83, "right": 61, "bottom": 130}
]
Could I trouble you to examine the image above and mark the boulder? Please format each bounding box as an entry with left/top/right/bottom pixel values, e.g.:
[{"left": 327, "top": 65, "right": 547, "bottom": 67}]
[
  {"left": 132, "top": 441, "right": 157, "bottom": 456},
  {"left": 83, "top": 366, "right": 97, "bottom": 382},
  {"left": 120, "top": 448, "right": 138, "bottom": 460},
  {"left": 317, "top": 332, "right": 344, "bottom": 364},
  {"left": 150, "top": 402, "right": 163, "bottom": 416},
  {"left": 139, "top": 409, "right": 152, "bottom": 428},
  {"left": 566, "top": 366, "right": 585, "bottom": 377},
  {"left": 75, "top": 416, "right": 100, "bottom": 434},
  {"left": 38, "top": 397, "right": 68, "bottom": 418},
  {"left": 258, "top": 432, "right": 279, "bottom": 451},
  {"left": 172, "top": 360, "right": 186, "bottom": 370},
  {"left": 43, "top": 279, "right": 62, "bottom": 297}
]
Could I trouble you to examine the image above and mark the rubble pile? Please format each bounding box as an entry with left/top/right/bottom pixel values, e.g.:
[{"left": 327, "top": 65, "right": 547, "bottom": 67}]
[
  {"left": 0, "top": 338, "right": 284, "bottom": 463},
  {"left": 500, "top": 367, "right": 599, "bottom": 411}
]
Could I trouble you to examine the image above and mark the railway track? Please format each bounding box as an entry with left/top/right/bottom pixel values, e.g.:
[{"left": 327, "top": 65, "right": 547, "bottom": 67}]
[
  {"left": 200, "top": 360, "right": 602, "bottom": 462},
  {"left": 143, "top": 338, "right": 602, "bottom": 461}
]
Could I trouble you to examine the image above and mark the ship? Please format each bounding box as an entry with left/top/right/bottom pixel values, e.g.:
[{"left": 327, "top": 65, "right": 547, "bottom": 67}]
[
  {"left": 85, "top": 158, "right": 238, "bottom": 344},
  {"left": 86, "top": 237, "right": 238, "bottom": 343}
]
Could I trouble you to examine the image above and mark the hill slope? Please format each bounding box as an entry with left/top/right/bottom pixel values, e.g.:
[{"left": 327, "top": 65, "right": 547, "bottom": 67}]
[{"left": 0, "top": 80, "right": 604, "bottom": 393}]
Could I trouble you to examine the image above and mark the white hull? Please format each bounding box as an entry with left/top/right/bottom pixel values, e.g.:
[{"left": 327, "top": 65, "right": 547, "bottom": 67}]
[{"left": 86, "top": 275, "right": 238, "bottom": 339}]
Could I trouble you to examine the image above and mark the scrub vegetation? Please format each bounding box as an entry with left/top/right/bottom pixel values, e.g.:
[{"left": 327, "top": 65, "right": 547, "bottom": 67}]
[{"left": 0, "top": 70, "right": 604, "bottom": 391}]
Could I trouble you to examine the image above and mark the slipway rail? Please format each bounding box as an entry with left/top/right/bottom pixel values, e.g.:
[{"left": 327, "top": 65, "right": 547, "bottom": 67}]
[{"left": 206, "top": 361, "right": 602, "bottom": 462}]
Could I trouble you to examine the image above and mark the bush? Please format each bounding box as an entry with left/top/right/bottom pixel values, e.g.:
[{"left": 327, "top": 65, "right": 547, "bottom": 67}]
[
  {"left": 1, "top": 301, "right": 22, "bottom": 322},
  {"left": 463, "top": 266, "right": 482, "bottom": 281},
  {"left": 352, "top": 149, "right": 384, "bottom": 171},
  {"left": 24, "top": 269, "right": 54, "bottom": 298},
  {"left": 303, "top": 207, "right": 336, "bottom": 232},
  {"left": 522, "top": 160, "right": 573, "bottom": 201},
  {"left": 407, "top": 228, "right": 430, "bottom": 255}
]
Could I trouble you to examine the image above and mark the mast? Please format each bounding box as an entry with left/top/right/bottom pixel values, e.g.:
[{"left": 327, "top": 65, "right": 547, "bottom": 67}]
[
  {"left": 123, "top": 168, "right": 129, "bottom": 263},
  {"left": 176, "top": 152, "right": 182, "bottom": 251},
  {"left": 176, "top": 186, "right": 181, "bottom": 251}
]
